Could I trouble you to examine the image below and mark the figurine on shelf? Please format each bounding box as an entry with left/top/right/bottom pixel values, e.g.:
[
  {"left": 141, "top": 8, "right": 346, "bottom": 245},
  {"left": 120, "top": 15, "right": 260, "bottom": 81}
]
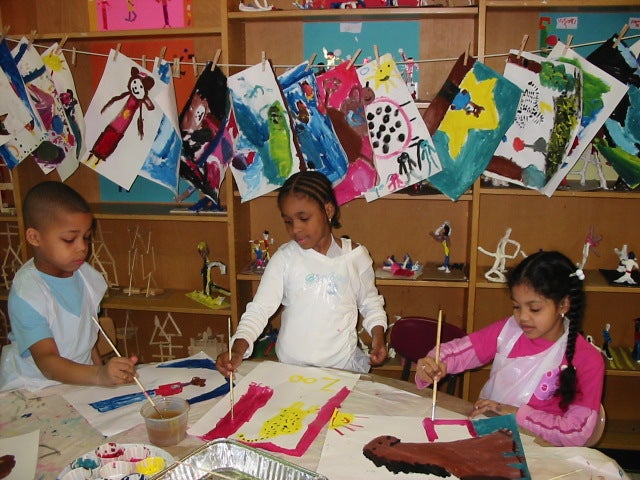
[
  {"left": 477, "top": 227, "right": 526, "bottom": 283},
  {"left": 197, "top": 241, "right": 230, "bottom": 298},
  {"left": 615, "top": 244, "right": 629, "bottom": 272},
  {"left": 602, "top": 323, "right": 613, "bottom": 361},
  {"left": 576, "top": 225, "right": 602, "bottom": 270},
  {"left": 575, "top": 145, "right": 609, "bottom": 190},
  {"left": 614, "top": 251, "right": 638, "bottom": 285},
  {"left": 429, "top": 221, "right": 451, "bottom": 273},
  {"left": 238, "top": 0, "right": 275, "bottom": 12},
  {"left": 381, "top": 254, "right": 420, "bottom": 277},
  {"left": 249, "top": 230, "right": 274, "bottom": 272},
  {"left": 633, "top": 318, "right": 640, "bottom": 363}
]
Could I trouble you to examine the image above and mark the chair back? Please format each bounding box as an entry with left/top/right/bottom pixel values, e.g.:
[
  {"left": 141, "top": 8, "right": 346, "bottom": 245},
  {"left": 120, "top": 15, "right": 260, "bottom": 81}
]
[
  {"left": 390, "top": 316, "right": 466, "bottom": 391},
  {"left": 584, "top": 404, "right": 606, "bottom": 447}
]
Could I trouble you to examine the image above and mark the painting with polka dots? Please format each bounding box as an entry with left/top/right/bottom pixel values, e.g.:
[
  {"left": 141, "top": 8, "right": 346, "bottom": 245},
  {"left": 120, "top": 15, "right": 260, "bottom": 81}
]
[
  {"left": 356, "top": 53, "right": 442, "bottom": 201},
  {"left": 423, "top": 54, "right": 522, "bottom": 201},
  {"left": 188, "top": 361, "right": 359, "bottom": 457}
]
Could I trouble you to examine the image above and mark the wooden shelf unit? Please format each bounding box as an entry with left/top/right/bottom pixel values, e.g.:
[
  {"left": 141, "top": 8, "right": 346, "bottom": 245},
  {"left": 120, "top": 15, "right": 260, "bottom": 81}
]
[{"left": 1, "top": 0, "right": 639, "bottom": 449}]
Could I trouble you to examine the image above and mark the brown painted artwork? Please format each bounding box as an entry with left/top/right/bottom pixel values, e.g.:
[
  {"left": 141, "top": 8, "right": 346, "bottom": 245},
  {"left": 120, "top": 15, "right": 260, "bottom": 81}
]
[
  {"left": 0, "top": 455, "right": 16, "bottom": 479},
  {"left": 363, "top": 429, "right": 524, "bottom": 479}
]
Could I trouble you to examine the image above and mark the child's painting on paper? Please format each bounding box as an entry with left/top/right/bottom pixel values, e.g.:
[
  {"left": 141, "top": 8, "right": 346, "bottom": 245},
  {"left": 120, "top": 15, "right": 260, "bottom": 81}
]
[
  {"left": 484, "top": 50, "right": 582, "bottom": 195},
  {"left": 227, "top": 62, "right": 302, "bottom": 202},
  {"left": 93, "top": 0, "right": 186, "bottom": 32},
  {"left": 424, "top": 54, "right": 522, "bottom": 201},
  {"left": 81, "top": 49, "right": 163, "bottom": 190},
  {"left": 279, "top": 62, "right": 349, "bottom": 185},
  {"left": 188, "top": 361, "right": 358, "bottom": 457},
  {"left": 356, "top": 53, "right": 442, "bottom": 201}
]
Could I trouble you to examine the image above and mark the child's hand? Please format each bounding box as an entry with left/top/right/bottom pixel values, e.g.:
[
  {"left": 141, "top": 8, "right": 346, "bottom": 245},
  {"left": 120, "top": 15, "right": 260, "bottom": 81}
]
[
  {"left": 215, "top": 351, "right": 243, "bottom": 377},
  {"left": 369, "top": 336, "right": 388, "bottom": 366},
  {"left": 99, "top": 356, "right": 138, "bottom": 386},
  {"left": 415, "top": 356, "right": 447, "bottom": 386},
  {"left": 470, "top": 398, "right": 518, "bottom": 418}
]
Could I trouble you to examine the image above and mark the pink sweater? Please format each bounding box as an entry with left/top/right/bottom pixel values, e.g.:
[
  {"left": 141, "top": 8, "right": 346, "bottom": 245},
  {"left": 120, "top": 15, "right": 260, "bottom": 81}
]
[{"left": 416, "top": 317, "right": 605, "bottom": 446}]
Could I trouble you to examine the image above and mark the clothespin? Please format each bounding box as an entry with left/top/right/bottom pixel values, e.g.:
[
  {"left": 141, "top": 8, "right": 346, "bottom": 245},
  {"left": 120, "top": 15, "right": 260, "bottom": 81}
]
[
  {"left": 0, "top": 25, "right": 10, "bottom": 41},
  {"left": 516, "top": 34, "right": 529, "bottom": 60},
  {"left": 192, "top": 54, "right": 198, "bottom": 76},
  {"left": 373, "top": 44, "right": 380, "bottom": 65},
  {"left": 56, "top": 35, "right": 68, "bottom": 55},
  {"left": 612, "top": 24, "right": 630, "bottom": 49},
  {"left": 114, "top": 43, "right": 122, "bottom": 61},
  {"left": 159, "top": 46, "right": 167, "bottom": 59},
  {"left": 71, "top": 46, "right": 77, "bottom": 66},
  {"left": 561, "top": 34, "right": 573, "bottom": 57},
  {"left": 464, "top": 42, "right": 471, "bottom": 66},
  {"left": 172, "top": 57, "right": 181, "bottom": 78},
  {"left": 261, "top": 51, "right": 266, "bottom": 71},
  {"left": 28, "top": 30, "right": 37, "bottom": 46},
  {"left": 211, "top": 48, "right": 221, "bottom": 70},
  {"left": 141, "top": 54, "right": 147, "bottom": 70},
  {"left": 347, "top": 48, "right": 362, "bottom": 69},
  {"left": 305, "top": 52, "right": 317, "bottom": 72}
]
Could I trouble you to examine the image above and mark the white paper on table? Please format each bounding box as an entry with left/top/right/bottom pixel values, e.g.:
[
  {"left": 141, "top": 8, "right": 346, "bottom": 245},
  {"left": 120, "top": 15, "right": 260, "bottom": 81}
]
[
  {"left": 61, "top": 352, "right": 226, "bottom": 436},
  {"left": 0, "top": 429, "right": 39, "bottom": 480}
]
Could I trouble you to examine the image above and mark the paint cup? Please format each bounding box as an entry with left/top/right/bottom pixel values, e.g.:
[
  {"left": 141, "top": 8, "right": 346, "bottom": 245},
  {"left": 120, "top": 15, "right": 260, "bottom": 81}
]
[{"left": 140, "top": 396, "right": 189, "bottom": 447}]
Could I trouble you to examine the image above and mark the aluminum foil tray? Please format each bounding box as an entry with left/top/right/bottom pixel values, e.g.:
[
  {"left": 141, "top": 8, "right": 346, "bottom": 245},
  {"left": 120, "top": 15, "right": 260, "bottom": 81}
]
[{"left": 150, "top": 439, "right": 328, "bottom": 480}]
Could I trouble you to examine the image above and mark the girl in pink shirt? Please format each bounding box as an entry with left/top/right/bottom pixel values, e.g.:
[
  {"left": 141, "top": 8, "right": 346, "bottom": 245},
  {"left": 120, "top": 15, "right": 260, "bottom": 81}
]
[{"left": 415, "top": 250, "right": 604, "bottom": 446}]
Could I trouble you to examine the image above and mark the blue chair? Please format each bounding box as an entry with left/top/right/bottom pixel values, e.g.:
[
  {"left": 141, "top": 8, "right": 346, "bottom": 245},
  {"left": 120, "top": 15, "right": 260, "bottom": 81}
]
[{"left": 390, "top": 316, "right": 466, "bottom": 396}]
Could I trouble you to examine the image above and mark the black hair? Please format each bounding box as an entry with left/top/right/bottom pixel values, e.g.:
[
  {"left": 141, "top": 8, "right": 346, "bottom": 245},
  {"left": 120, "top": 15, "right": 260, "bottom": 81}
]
[
  {"left": 277, "top": 171, "right": 341, "bottom": 228},
  {"left": 23, "top": 181, "right": 92, "bottom": 230},
  {"left": 507, "top": 250, "right": 585, "bottom": 410}
]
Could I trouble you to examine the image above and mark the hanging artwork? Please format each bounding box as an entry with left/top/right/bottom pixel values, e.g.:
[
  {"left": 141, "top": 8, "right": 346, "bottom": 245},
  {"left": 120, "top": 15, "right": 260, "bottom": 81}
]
[
  {"left": 0, "top": 67, "right": 33, "bottom": 149},
  {"left": 228, "top": 61, "right": 302, "bottom": 202},
  {"left": 61, "top": 352, "right": 227, "bottom": 437},
  {"left": 0, "top": 39, "right": 46, "bottom": 170},
  {"left": 42, "top": 43, "right": 87, "bottom": 164},
  {"left": 356, "top": 53, "right": 442, "bottom": 201},
  {"left": 279, "top": 61, "right": 349, "bottom": 185},
  {"left": 92, "top": 0, "right": 186, "bottom": 32},
  {"left": 137, "top": 57, "right": 181, "bottom": 194},
  {"left": 81, "top": 49, "right": 164, "bottom": 190},
  {"left": 178, "top": 62, "right": 233, "bottom": 208},
  {"left": 547, "top": 41, "right": 628, "bottom": 189},
  {"left": 423, "top": 53, "right": 522, "bottom": 201},
  {"left": 316, "top": 61, "right": 378, "bottom": 205},
  {"left": 10, "top": 38, "right": 79, "bottom": 179},
  {"left": 585, "top": 35, "right": 640, "bottom": 189},
  {"left": 484, "top": 50, "right": 582, "bottom": 195},
  {"left": 188, "top": 361, "right": 358, "bottom": 457}
]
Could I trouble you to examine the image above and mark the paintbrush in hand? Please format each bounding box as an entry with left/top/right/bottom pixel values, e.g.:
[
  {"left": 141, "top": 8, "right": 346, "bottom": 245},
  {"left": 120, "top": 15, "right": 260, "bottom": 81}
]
[{"left": 431, "top": 310, "right": 443, "bottom": 421}]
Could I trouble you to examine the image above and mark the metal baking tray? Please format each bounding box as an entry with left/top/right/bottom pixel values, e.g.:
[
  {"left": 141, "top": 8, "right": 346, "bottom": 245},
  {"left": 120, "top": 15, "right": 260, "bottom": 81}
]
[{"left": 150, "top": 439, "right": 328, "bottom": 480}]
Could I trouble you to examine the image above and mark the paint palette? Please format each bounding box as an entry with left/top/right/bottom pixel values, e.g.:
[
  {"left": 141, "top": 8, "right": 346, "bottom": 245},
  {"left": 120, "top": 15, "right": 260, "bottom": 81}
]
[{"left": 57, "top": 443, "right": 174, "bottom": 480}]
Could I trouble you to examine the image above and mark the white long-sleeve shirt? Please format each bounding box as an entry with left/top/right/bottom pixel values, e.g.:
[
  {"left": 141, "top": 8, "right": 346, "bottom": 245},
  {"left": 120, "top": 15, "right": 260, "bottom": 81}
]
[{"left": 233, "top": 236, "right": 387, "bottom": 372}]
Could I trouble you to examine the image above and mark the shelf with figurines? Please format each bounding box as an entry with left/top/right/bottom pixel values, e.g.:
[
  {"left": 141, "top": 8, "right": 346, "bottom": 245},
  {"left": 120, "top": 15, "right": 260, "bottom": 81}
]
[{"left": 238, "top": 230, "right": 276, "bottom": 279}]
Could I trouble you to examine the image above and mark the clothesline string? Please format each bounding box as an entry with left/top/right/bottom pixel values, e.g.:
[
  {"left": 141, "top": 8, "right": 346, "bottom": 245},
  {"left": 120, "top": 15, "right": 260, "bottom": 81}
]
[{"left": 3, "top": 33, "right": 639, "bottom": 74}]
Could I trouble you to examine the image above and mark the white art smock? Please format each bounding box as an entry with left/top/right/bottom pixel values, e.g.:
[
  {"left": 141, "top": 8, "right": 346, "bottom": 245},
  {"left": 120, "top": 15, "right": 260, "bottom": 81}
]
[
  {"left": 234, "top": 237, "right": 387, "bottom": 373},
  {"left": 479, "top": 316, "right": 569, "bottom": 407},
  {"left": 0, "top": 260, "right": 107, "bottom": 391}
]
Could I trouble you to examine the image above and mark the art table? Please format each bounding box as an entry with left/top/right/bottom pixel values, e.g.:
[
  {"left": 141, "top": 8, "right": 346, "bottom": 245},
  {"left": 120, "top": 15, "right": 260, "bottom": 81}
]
[{"left": 0, "top": 360, "right": 629, "bottom": 480}]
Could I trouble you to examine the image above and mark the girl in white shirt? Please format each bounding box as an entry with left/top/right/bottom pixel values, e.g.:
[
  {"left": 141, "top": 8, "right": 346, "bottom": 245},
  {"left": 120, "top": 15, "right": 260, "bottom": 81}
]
[{"left": 216, "top": 171, "right": 387, "bottom": 375}]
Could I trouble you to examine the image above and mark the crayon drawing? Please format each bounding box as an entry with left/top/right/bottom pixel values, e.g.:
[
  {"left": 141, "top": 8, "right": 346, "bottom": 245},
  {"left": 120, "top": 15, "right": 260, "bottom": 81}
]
[
  {"left": 228, "top": 61, "right": 302, "bottom": 202},
  {"left": 42, "top": 43, "right": 87, "bottom": 165},
  {"left": 423, "top": 54, "right": 522, "bottom": 201},
  {"left": 316, "top": 62, "right": 378, "bottom": 205},
  {"left": 586, "top": 36, "right": 640, "bottom": 188},
  {"left": 81, "top": 49, "right": 163, "bottom": 190},
  {"left": 92, "top": 0, "right": 186, "bottom": 32},
  {"left": 279, "top": 62, "right": 349, "bottom": 185},
  {"left": 548, "top": 41, "right": 628, "bottom": 189},
  {"left": 178, "top": 63, "right": 232, "bottom": 207},
  {"left": 485, "top": 50, "right": 582, "bottom": 195},
  {"left": 356, "top": 53, "right": 442, "bottom": 201},
  {"left": 188, "top": 361, "right": 358, "bottom": 457}
]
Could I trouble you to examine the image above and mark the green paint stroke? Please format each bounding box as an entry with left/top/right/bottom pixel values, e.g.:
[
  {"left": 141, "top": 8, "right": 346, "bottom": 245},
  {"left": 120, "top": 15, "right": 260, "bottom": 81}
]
[
  {"left": 559, "top": 57, "right": 610, "bottom": 121},
  {"left": 539, "top": 61, "right": 575, "bottom": 92},
  {"left": 547, "top": 92, "right": 580, "bottom": 177},
  {"left": 594, "top": 137, "right": 640, "bottom": 189}
]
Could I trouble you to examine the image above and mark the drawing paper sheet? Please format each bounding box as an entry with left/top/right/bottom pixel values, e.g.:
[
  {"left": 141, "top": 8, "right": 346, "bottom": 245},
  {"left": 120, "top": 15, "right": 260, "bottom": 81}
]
[
  {"left": 0, "top": 67, "right": 32, "bottom": 148},
  {"left": 41, "top": 43, "right": 87, "bottom": 166},
  {"left": 61, "top": 352, "right": 226, "bottom": 436},
  {"left": 92, "top": 0, "right": 186, "bottom": 32},
  {"left": 188, "top": 361, "right": 358, "bottom": 454},
  {"left": 81, "top": 49, "right": 164, "bottom": 190},
  {"left": 0, "top": 429, "right": 39, "bottom": 480},
  {"left": 547, "top": 41, "right": 628, "bottom": 191},
  {"left": 0, "top": 39, "right": 46, "bottom": 169},
  {"left": 356, "top": 53, "right": 442, "bottom": 201},
  {"left": 227, "top": 62, "right": 301, "bottom": 202},
  {"left": 485, "top": 50, "right": 582, "bottom": 194}
]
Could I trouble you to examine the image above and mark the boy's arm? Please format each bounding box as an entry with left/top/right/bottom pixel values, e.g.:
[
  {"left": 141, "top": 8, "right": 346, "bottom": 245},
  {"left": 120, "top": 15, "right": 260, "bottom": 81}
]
[{"left": 30, "top": 338, "right": 137, "bottom": 387}]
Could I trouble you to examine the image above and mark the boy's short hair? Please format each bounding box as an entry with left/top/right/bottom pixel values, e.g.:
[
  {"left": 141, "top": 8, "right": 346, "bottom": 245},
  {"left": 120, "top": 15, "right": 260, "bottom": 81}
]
[{"left": 23, "top": 181, "right": 92, "bottom": 230}]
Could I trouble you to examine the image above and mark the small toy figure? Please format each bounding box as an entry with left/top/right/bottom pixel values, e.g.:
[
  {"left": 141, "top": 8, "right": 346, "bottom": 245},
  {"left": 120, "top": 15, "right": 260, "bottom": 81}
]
[
  {"left": 399, "top": 48, "right": 419, "bottom": 99},
  {"left": 250, "top": 230, "right": 274, "bottom": 271},
  {"left": 614, "top": 244, "right": 629, "bottom": 272},
  {"left": 477, "top": 227, "right": 526, "bottom": 283},
  {"left": 576, "top": 145, "right": 608, "bottom": 190},
  {"left": 577, "top": 225, "right": 602, "bottom": 270},
  {"left": 381, "top": 254, "right": 420, "bottom": 277},
  {"left": 614, "top": 252, "right": 638, "bottom": 285},
  {"left": 322, "top": 47, "right": 342, "bottom": 69},
  {"left": 602, "top": 323, "right": 613, "bottom": 361},
  {"left": 197, "top": 241, "right": 229, "bottom": 297},
  {"left": 633, "top": 318, "right": 640, "bottom": 363},
  {"left": 429, "top": 221, "right": 451, "bottom": 273}
]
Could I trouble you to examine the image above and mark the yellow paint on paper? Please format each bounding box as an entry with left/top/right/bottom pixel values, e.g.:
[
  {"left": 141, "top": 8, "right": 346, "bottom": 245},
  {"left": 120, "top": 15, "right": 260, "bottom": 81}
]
[{"left": 238, "top": 401, "right": 319, "bottom": 442}]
